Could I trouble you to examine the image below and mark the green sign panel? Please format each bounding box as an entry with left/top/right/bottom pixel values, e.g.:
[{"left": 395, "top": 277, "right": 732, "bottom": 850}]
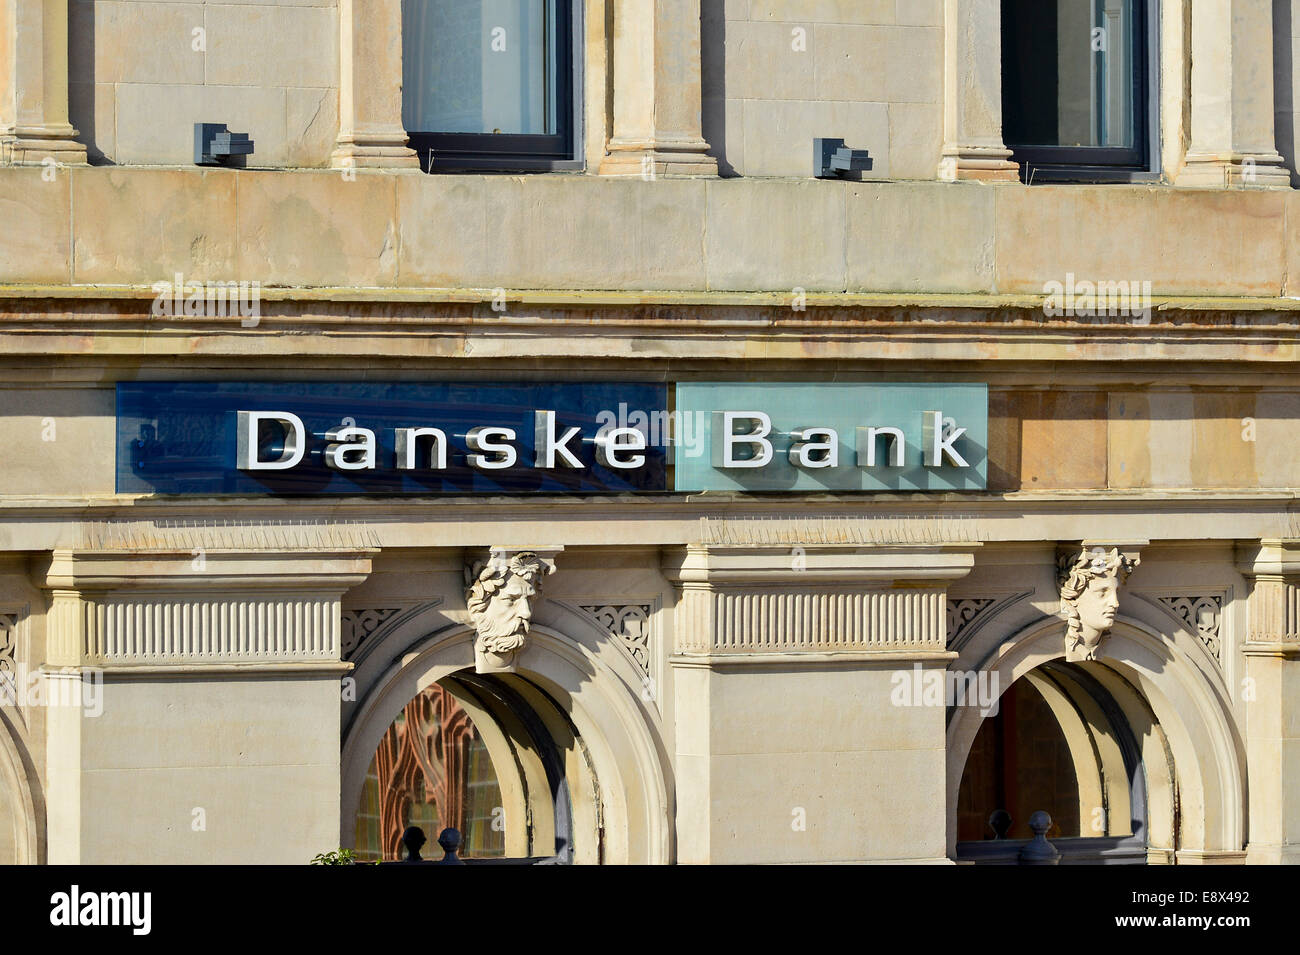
[{"left": 672, "top": 382, "right": 988, "bottom": 492}]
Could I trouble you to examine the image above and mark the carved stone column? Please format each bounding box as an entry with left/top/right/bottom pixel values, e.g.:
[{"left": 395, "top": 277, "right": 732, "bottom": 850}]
[
  {"left": 1236, "top": 540, "right": 1300, "bottom": 864},
  {"left": 38, "top": 536, "right": 375, "bottom": 864},
  {"left": 938, "top": 0, "right": 1019, "bottom": 182},
  {"left": 331, "top": 0, "right": 420, "bottom": 170},
  {"left": 598, "top": 0, "right": 717, "bottom": 177},
  {"left": 1175, "top": 0, "right": 1291, "bottom": 187},
  {"left": 0, "top": 0, "right": 87, "bottom": 165},
  {"left": 664, "top": 524, "right": 979, "bottom": 864}
]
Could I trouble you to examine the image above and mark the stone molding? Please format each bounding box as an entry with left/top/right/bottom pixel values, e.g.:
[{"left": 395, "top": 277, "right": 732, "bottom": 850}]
[
  {"left": 37, "top": 546, "right": 376, "bottom": 667},
  {"left": 74, "top": 519, "right": 380, "bottom": 552},
  {"left": 946, "top": 597, "right": 994, "bottom": 642},
  {"left": 49, "top": 593, "right": 340, "bottom": 665},
  {"left": 664, "top": 543, "right": 978, "bottom": 658},
  {"left": 697, "top": 514, "right": 982, "bottom": 547}
]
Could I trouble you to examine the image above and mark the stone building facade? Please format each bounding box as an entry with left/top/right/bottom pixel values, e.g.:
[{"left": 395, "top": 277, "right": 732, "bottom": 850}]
[{"left": 0, "top": 0, "right": 1298, "bottom": 864}]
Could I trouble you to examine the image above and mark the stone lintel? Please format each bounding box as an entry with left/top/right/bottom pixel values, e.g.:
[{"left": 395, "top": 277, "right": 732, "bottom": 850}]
[
  {"left": 39, "top": 547, "right": 377, "bottom": 592},
  {"left": 664, "top": 542, "right": 980, "bottom": 586},
  {"left": 668, "top": 649, "right": 957, "bottom": 669}
]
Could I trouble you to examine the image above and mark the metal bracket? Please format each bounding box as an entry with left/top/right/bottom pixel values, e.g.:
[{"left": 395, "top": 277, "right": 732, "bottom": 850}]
[
  {"left": 194, "top": 123, "right": 255, "bottom": 166},
  {"left": 814, "top": 137, "right": 872, "bottom": 179}
]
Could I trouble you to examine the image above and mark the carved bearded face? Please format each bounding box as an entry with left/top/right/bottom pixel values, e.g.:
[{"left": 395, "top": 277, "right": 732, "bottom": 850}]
[{"left": 477, "top": 573, "right": 536, "bottom": 645}]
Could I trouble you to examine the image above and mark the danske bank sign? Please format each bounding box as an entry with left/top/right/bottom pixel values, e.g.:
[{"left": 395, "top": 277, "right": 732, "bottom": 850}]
[{"left": 116, "top": 382, "right": 987, "bottom": 495}]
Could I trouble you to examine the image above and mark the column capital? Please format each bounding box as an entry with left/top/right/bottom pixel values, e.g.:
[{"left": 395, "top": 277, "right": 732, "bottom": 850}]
[
  {"left": 1235, "top": 540, "right": 1300, "bottom": 652},
  {"left": 1235, "top": 539, "right": 1300, "bottom": 578}
]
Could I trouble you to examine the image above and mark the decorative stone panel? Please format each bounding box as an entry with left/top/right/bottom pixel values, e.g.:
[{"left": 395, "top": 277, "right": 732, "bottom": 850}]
[
  {"left": 1155, "top": 594, "right": 1227, "bottom": 663},
  {"left": 341, "top": 608, "right": 403, "bottom": 660},
  {"left": 579, "top": 603, "right": 653, "bottom": 676},
  {"left": 665, "top": 541, "right": 978, "bottom": 660},
  {"left": 946, "top": 598, "right": 995, "bottom": 646},
  {"left": 677, "top": 586, "right": 947, "bottom": 654},
  {"left": 0, "top": 609, "right": 19, "bottom": 685},
  {"left": 55, "top": 594, "right": 342, "bottom": 665},
  {"left": 39, "top": 545, "right": 375, "bottom": 668}
]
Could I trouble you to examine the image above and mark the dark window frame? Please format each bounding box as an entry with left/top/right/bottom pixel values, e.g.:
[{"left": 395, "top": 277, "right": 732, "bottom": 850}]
[
  {"left": 405, "top": 0, "right": 584, "bottom": 174},
  {"left": 1004, "top": 0, "right": 1161, "bottom": 184}
]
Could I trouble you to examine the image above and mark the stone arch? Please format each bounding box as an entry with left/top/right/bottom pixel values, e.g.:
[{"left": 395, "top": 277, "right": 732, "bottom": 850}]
[
  {"left": 341, "top": 615, "right": 672, "bottom": 864},
  {"left": 947, "top": 612, "right": 1247, "bottom": 861},
  {"left": 0, "top": 708, "right": 42, "bottom": 864}
]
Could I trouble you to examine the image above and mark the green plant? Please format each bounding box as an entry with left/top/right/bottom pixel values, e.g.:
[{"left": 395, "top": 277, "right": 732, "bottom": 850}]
[{"left": 310, "top": 847, "right": 359, "bottom": 866}]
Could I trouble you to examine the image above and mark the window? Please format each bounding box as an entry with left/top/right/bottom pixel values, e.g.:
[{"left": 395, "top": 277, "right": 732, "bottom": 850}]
[
  {"left": 402, "top": 0, "right": 580, "bottom": 172},
  {"left": 1001, "top": 0, "right": 1158, "bottom": 182}
]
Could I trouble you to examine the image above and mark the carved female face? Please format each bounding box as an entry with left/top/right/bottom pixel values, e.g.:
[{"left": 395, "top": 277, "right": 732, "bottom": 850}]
[{"left": 1075, "top": 574, "right": 1120, "bottom": 636}]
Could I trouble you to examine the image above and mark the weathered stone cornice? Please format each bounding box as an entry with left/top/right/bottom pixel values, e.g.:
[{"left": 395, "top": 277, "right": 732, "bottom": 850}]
[
  {"left": 3, "top": 292, "right": 1300, "bottom": 364},
  {"left": 0, "top": 498, "right": 1295, "bottom": 553}
]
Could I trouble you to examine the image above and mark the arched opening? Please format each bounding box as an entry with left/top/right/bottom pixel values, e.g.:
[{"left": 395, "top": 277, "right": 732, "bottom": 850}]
[
  {"left": 0, "top": 709, "right": 40, "bottom": 865},
  {"left": 352, "top": 671, "right": 598, "bottom": 864},
  {"left": 955, "top": 660, "right": 1156, "bottom": 863},
  {"left": 948, "top": 615, "right": 1246, "bottom": 865},
  {"left": 341, "top": 621, "right": 672, "bottom": 865}
]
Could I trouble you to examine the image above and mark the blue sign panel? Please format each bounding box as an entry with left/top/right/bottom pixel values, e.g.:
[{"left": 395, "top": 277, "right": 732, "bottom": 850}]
[
  {"left": 673, "top": 382, "right": 987, "bottom": 492},
  {"left": 116, "top": 382, "right": 669, "bottom": 495}
]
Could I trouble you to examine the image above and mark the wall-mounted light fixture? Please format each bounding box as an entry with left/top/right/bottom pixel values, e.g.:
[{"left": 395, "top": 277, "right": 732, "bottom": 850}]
[
  {"left": 194, "top": 123, "right": 255, "bottom": 166},
  {"left": 814, "top": 138, "right": 872, "bottom": 179}
]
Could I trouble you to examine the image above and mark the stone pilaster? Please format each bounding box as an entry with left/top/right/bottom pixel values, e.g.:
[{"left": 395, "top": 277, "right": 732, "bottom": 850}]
[
  {"left": 938, "top": 0, "right": 1019, "bottom": 182},
  {"left": 1235, "top": 540, "right": 1300, "bottom": 864},
  {"left": 1176, "top": 0, "right": 1291, "bottom": 188},
  {"left": 664, "top": 534, "right": 978, "bottom": 864},
  {"left": 331, "top": 0, "right": 420, "bottom": 170},
  {"left": 598, "top": 0, "right": 717, "bottom": 177},
  {"left": 0, "top": 0, "right": 87, "bottom": 165},
  {"left": 38, "top": 540, "right": 375, "bottom": 864}
]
